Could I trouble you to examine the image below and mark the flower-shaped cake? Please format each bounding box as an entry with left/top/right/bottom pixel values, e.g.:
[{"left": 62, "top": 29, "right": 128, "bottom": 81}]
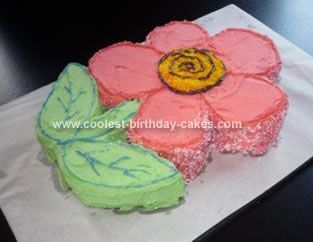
[{"left": 89, "top": 21, "right": 288, "bottom": 180}]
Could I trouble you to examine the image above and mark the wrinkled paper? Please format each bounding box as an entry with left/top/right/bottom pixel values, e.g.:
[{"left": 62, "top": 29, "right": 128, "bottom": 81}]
[{"left": 1, "top": 4, "right": 313, "bottom": 242}]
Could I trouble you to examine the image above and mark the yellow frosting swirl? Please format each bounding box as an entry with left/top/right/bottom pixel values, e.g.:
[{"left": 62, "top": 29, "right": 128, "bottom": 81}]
[{"left": 158, "top": 48, "right": 225, "bottom": 93}]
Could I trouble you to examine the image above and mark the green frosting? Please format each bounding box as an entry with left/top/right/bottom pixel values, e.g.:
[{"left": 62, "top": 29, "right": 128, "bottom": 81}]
[{"left": 35, "top": 63, "right": 185, "bottom": 212}]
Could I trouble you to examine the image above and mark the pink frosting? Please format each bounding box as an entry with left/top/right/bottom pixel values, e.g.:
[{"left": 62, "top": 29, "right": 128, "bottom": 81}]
[
  {"left": 202, "top": 75, "right": 286, "bottom": 122},
  {"left": 130, "top": 88, "right": 205, "bottom": 152},
  {"left": 146, "top": 21, "right": 210, "bottom": 53},
  {"left": 89, "top": 42, "right": 163, "bottom": 106},
  {"left": 208, "top": 28, "right": 281, "bottom": 81}
]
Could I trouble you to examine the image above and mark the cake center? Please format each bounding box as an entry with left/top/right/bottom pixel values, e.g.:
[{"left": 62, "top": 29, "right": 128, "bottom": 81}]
[{"left": 158, "top": 48, "right": 226, "bottom": 94}]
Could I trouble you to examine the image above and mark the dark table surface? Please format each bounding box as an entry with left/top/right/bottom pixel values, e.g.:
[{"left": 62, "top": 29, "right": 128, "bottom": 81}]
[{"left": 1, "top": 0, "right": 313, "bottom": 241}]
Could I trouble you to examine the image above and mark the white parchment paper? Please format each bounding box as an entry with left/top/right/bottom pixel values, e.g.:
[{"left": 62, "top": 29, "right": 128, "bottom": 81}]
[{"left": 1, "top": 4, "right": 313, "bottom": 242}]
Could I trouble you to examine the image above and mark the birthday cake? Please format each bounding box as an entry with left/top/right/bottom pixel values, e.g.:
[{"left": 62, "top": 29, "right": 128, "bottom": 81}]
[{"left": 36, "top": 21, "right": 288, "bottom": 211}]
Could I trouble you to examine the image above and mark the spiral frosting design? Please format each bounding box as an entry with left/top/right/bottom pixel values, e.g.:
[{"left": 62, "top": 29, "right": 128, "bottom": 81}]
[{"left": 158, "top": 48, "right": 225, "bottom": 94}]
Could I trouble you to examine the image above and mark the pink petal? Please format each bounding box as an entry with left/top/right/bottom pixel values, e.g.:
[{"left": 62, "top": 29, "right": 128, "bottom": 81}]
[
  {"left": 88, "top": 42, "right": 163, "bottom": 107},
  {"left": 146, "top": 21, "right": 210, "bottom": 53},
  {"left": 202, "top": 74, "right": 288, "bottom": 155},
  {"left": 208, "top": 28, "right": 281, "bottom": 81},
  {"left": 129, "top": 88, "right": 212, "bottom": 180}
]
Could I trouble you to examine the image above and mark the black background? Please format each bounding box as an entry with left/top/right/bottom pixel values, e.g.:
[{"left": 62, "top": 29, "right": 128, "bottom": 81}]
[{"left": 1, "top": 0, "right": 313, "bottom": 241}]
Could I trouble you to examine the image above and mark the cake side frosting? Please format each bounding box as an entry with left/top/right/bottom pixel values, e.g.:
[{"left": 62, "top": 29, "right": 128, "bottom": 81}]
[
  {"left": 35, "top": 63, "right": 185, "bottom": 211},
  {"left": 202, "top": 75, "right": 288, "bottom": 155}
]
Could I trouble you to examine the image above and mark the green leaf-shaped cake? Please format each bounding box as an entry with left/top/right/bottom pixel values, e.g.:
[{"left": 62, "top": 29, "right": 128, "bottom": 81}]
[{"left": 35, "top": 63, "right": 185, "bottom": 211}]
